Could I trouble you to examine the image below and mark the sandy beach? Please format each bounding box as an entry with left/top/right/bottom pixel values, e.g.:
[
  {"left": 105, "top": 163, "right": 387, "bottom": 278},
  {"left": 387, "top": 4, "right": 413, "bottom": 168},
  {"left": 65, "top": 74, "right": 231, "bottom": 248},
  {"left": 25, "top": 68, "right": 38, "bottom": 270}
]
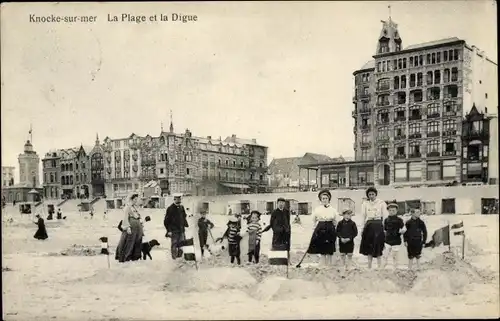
[{"left": 2, "top": 204, "right": 499, "bottom": 320}]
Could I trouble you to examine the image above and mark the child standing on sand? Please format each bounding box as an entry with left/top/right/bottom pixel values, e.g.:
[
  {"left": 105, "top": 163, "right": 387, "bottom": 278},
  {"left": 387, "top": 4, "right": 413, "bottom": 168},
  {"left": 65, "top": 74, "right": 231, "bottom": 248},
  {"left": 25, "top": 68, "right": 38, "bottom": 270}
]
[
  {"left": 197, "top": 211, "right": 215, "bottom": 258},
  {"left": 217, "top": 216, "right": 242, "bottom": 265},
  {"left": 246, "top": 211, "right": 263, "bottom": 264},
  {"left": 383, "top": 201, "right": 405, "bottom": 269},
  {"left": 336, "top": 209, "right": 358, "bottom": 270},
  {"left": 404, "top": 208, "right": 427, "bottom": 270}
]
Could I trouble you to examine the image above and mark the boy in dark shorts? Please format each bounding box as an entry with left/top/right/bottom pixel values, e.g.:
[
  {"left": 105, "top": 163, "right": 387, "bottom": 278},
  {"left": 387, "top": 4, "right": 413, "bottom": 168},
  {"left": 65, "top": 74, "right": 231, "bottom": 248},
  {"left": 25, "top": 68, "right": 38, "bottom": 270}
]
[
  {"left": 383, "top": 201, "right": 405, "bottom": 269},
  {"left": 336, "top": 209, "right": 358, "bottom": 270},
  {"left": 403, "top": 208, "right": 428, "bottom": 270}
]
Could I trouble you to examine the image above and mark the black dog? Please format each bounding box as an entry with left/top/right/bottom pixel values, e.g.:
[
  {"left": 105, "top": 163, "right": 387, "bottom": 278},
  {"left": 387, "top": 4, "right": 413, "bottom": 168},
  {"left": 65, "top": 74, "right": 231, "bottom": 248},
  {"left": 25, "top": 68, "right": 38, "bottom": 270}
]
[{"left": 141, "top": 239, "right": 160, "bottom": 260}]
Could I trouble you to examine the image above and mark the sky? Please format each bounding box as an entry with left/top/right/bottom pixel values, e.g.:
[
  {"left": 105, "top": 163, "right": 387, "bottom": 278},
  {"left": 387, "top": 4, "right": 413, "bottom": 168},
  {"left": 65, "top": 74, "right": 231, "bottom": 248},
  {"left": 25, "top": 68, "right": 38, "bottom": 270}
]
[{"left": 1, "top": 1, "right": 497, "bottom": 182}]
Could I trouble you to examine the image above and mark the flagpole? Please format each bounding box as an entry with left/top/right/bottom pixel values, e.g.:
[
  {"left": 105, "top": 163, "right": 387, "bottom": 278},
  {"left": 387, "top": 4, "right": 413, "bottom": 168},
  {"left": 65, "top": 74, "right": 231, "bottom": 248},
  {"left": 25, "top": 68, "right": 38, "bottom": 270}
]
[{"left": 447, "top": 220, "right": 451, "bottom": 252}]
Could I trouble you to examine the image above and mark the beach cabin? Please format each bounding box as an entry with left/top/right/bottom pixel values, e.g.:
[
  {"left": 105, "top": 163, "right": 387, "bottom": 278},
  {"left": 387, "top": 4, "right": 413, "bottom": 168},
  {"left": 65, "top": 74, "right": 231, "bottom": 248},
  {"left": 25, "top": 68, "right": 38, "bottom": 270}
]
[
  {"left": 105, "top": 199, "right": 116, "bottom": 210},
  {"left": 79, "top": 200, "right": 91, "bottom": 212},
  {"left": 18, "top": 202, "right": 32, "bottom": 214}
]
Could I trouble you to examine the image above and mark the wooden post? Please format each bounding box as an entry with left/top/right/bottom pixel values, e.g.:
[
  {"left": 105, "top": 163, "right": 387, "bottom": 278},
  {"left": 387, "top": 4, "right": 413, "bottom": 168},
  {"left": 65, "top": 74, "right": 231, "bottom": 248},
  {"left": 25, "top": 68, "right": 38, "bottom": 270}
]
[
  {"left": 447, "top": 220, "right": 451, "bottom": 252},
  {"left": 461, "top": 234, "right": 465, "bottom": 260}
]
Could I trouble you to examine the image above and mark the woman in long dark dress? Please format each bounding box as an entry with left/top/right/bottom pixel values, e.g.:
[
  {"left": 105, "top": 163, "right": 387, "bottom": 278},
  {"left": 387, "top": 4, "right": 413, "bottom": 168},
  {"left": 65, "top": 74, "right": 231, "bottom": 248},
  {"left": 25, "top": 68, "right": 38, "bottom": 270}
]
[
  {"left": 115, "top": 193, "right": 144, "bottom": 263},
  {"left": 307, "top": 189, "right": 339, "bottom": 267},
  {"left": 33, "top": 214, "right": 48, "bottom": 240},
  {"left": 359, "top": 187, "right": 388, "bottom": 269}
]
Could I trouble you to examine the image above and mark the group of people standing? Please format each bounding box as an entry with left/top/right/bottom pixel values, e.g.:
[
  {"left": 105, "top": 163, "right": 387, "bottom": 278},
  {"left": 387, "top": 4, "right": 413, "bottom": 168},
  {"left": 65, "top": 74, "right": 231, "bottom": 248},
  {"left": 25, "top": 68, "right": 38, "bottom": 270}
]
[
  {"left": 114, "top": 188, "right": 429, "bottom": 270},
  {"left": 307, "top": 187, "right": 428, "bottom": 270}
]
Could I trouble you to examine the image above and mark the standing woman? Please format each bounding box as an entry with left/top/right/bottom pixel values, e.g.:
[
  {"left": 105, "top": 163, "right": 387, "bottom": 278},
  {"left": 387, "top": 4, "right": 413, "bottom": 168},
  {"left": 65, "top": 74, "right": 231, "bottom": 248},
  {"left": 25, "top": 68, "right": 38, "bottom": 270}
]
[
  {"left": 359, "top": 187, "right": 388, "bottom": 269},
  {"left": 308, "top": 189, "right": 339, "bottom": 267},
  {"left": 115, "top": 193, "right": 144, "bottom": 263},
  {"left": 33, "top": 214, "right": 48, "bottom": 240}
]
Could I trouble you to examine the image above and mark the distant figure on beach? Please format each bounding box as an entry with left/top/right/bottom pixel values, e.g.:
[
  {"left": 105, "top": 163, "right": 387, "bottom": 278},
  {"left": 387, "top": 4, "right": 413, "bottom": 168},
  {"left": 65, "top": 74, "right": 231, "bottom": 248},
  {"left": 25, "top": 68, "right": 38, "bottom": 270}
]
[
  {"left": 56, "top": 208, "right": 62, "bottom": 220},
  {"left": 33, "top": 214, "right": 48, "bottom": 240},
  {"left": 115, "top": 193, "right": 143, "bottom": 263}
]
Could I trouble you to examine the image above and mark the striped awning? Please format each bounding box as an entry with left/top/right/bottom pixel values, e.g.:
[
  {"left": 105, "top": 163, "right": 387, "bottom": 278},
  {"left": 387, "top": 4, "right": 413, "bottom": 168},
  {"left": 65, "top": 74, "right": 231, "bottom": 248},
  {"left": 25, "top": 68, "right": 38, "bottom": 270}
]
[{"left": 220, "top": 183, "right": 250, "bottom": 189}]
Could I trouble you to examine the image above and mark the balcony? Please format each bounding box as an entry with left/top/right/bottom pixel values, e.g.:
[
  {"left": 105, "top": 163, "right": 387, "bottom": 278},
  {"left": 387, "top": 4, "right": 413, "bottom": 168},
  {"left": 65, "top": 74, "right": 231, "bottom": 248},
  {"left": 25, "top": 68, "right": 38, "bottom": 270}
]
[
  {"left": 409, "top": 114, "right": 422, "bottom": 121},
  {"left": 377, "top": 101, "right": 391, "bottom": 107},
  {"left": 409, "top": 152, "right": 422, "bottom": 158},
  {"left": 376, "top": 85, "right": 391, "bottom": 93},
  {"left": 394, "top": 135, "right": 406, "bottom": 140},
  {"left": 377, "top": 119, "right": 391, "bottom": 125},
  {"left": 394, "top": 116, "right": 406, "bottom": 122},
  {"left": 444, "top": 94, "right": 458, "bottom": 100},
  {"left": 394, "top": 154, "right": 407, "bottom": 160},
  {"left": 466, "top": 130, "right": 488, "bottom": 139},
  {"left": 427, "top": 151, "right": 440, "bottom": 157},
  {"left": 378, "top": 154, "right": 389, "bottom": 161},
  {"left": 443, "top": 129, "right": 457, "bottom": 136},
  {"left": 443, "top": 150, "right": 457, "bottom": 156},
  {"left": 444, "top": 111, "right": 458, "bottom": 117},
  {"left": 427, "top": 131, "right": 440, "bottom": 138},
  {"left": 359, "top": 108, "right": 371, "bottom": 114},
  {"left": 360, "top": 142, "right": 372, "bottom": 148},
  {"left": 377, "top": 136, "right": 390, "bottom": 143},
  {"left": 359, "top": 93, "right": 370, "bottom": 100},
  {"left": 409, "top": 133, "right": 422, "bottom": 139},
  {"left": 427, "top": 113, "right": 441, "bottom": 119},
  {"left": 361, "top": 124, "right": 371, "bottom": 131}
]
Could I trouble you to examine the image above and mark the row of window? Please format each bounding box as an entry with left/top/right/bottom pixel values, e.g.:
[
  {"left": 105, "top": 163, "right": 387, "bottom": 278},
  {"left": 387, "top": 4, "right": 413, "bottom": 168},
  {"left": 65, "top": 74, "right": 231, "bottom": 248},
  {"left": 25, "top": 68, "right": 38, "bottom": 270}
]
[
  {"left": 377, "top": 85, "right": 459, "bottom": 106},
  {"left": 113, "top": 183, "right": 140, "bottom": 192},
  {"left": 394, "top": 160, "right": 457, "bottom": 182},
  {"left": 43, "top": 173, "right": 88, "bottom": 185},
  {"left": 373, "top": 120, "right": 459, "bottom": 137},
  {"left": 377, "top": 68, "right": 459, "bottom": 91},
  {"left": 377, "top": 49, "right": 461, "bottom": 72},
  {"left": 377, "top": 140, "right": 457, "bottom": 156}
]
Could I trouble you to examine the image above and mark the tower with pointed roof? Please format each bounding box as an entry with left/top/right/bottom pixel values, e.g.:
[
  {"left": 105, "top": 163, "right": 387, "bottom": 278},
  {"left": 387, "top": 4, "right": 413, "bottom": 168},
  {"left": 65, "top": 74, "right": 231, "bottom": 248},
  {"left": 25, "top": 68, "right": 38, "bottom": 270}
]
[
  {"left": 375, "top": 12, "right": 402, "bottom": 55},
  {"left": 18, "top": 140, "right": 40, "bottom": 188},
  {"left": 169, "top": 110, "right": 174, "bottom": 133}
]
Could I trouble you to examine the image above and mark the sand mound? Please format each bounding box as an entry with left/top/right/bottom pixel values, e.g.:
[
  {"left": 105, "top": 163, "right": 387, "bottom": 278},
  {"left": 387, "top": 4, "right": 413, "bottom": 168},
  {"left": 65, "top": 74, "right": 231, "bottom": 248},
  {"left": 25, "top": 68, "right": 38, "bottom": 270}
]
[
  {"left": 51, "top": 244, "right": 100, "bottom": 256},
  {"left": 163, "top": 267, "right": 257, "bottom": 293},
  {"left": 253, "top": 277, "right": 328, "bottom": 301}
]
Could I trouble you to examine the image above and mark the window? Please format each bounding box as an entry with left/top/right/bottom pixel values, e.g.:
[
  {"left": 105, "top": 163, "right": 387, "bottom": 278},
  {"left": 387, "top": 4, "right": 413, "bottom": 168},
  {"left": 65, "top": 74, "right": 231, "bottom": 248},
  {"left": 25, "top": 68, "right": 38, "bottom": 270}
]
[
  {"left": 443, "top": 69, "right": 450, "bottom": 83},
  {"left": 443, "top": 50, "right": 448, "bottom": 61},
  {"left": 403, "top": 58, "right": 407, "bottom": 69},
  {"left": 395, "top": 108, "right": 405, "bottom": 121},
  {"left": 426, "top": 54, "right": 431, "bottom": 65},
  {"left": 114, "top": 141, "right": 120, "bottom": 148},
  {"left": 394, "top": 125, "right": 404, "bottom": 137},
  {"left": 436, "top": 52, "right": 441, "bottom": 63},
  {"left": 409, "top": 143, "right": 421, "bottom": 156},
  {"left": 427, "top": 162, "right": 441, "bottom": 181},
  {"left": 400, "top": 75, "right": 406, "bottom": 89},
  {"left": 427, "top": 87, "right": 440, "bottom": 101},
  {"left": 361, "top": 149, "right": 370, "bottom": 161},
  {"left": 451, "top": 68, "right": 458, "bottom": 81},
  {"left": 160, "top": 168, "right": 164, "bottom": 174},
  {"left": 443, "top": 160, "right": 456, "bottom": 179},
  {"left": 427, "top": 140, "right": 439, "bottom": 154},
  {"left": 434, "top": 70, "right": 441, "bottom": 84},
  {"left": 427, "top": 121, "right": 439, "bottom": 134},
  {"left": 409, "top": 57, "right": 414, "bottom": 67},
  {"left": 113, "top": 184, "right": 118, "bottom": 191},
  {"left": 417, "top": 73, "right": 423, "bottom": 86},
  {"left": 409, "top": 123, "right": 421, "bottom": 134},
  {"left": 453, "top": 49, "right": 459, "bottom": 60},
  {"left": 361, "top": 133, "right": 370, "bottom": 143},
  {"left": 444, "top": 101, "right": 457, "bottom": 113},
  {"left": 394, "top": 163, "right": 408, "bottom": 182},
  {"left": 409, "top": 74, "right": 416, "bottom": 87},
  {"left": 378, "top": 126, "right": 389, "bottom": 139},
  {"left": 187, "top": 168, "right": 190, "bottom": 175},
  {"left": 363, "top": 87, "right": 369, "bottom": 95},
  {"left": 426, "top": 71, "right": 433, "bottom": 85},
  {"left": 419, "top": 55, "right": 423, "bottom": 66},
  {"left": 396, "top": 146, "right": 405, "bottom": 156},
  {"left": 442, "top": 198, "right": 456, "bottom": 214},
  {"left": 431, "top": 53, "right": 436, "bottom": 64},
  {"left": 427, "top": 103, "right": 440, "bottom": 116},
  {"left": 409, "top": 162, "right": 421, "bottom": 181},
  {"left": 443, "top": 119, "right": 456, "bottom": 131},
  {"left": 394, "top": 76, "right": 399, "bottom": 89},
  {"left": 443, "top": 140, "right": 455, "bottom": 153},
  {"left": 378, "top": 79, "right": 390, "bottom": 91}
]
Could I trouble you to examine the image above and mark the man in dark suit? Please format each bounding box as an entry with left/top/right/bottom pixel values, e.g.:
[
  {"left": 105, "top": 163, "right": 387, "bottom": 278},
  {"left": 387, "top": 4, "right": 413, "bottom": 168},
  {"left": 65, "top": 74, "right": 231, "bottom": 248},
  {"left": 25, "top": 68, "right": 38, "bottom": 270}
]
[
  {"left": 263, "top": 197, "right": 291, "bottom": 252},
  {"left": 164, "top": 193, "right": 189, "bottom": 260}
]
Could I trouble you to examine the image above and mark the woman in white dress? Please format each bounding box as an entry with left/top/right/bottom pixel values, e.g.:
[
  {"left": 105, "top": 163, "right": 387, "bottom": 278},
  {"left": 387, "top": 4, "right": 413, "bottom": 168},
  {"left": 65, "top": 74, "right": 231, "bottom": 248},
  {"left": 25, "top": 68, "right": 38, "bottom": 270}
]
[
  {"left": 307, "top": 189, "right": 339, "bottom": 267},
  {"left": 359, "top": 187, "right": 388, "bottom": 269}
]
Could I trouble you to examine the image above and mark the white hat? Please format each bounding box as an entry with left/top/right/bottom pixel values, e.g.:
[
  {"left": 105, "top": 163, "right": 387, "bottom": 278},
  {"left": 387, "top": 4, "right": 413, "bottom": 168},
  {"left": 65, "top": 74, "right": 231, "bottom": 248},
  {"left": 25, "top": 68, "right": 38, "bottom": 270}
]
[
  {"left": 172, "top": 193, "right": 183, "bottom": 197},
  {"left": 228, "top": 216, "right": 238, "bottom": 223}
]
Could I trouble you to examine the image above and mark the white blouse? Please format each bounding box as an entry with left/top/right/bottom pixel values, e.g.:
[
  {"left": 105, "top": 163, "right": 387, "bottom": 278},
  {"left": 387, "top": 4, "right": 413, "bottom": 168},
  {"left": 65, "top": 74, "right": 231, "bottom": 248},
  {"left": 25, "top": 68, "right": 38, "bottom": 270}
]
[
  {"left": 312, "top": 204, "right": 340, "bottom": 229},
  {"left": 121, "top": 205, "right": 140, "bottom": 230},
  {"left": 361, "top": 199, "right": 389, "bottom": 224}
]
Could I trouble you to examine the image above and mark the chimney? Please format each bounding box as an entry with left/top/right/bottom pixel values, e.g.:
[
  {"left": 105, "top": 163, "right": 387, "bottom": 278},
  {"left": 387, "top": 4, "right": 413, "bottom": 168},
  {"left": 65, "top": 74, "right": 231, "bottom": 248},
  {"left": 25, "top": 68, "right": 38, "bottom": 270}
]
[
  {"left": 252, "top": 139, "right": 257, "bottom": 144},
  {"left": 207, "top": 136, "right": 211, "bottom": 140},
  {"left": 232, "top": 134, "right": 236, "bottom": 139}
]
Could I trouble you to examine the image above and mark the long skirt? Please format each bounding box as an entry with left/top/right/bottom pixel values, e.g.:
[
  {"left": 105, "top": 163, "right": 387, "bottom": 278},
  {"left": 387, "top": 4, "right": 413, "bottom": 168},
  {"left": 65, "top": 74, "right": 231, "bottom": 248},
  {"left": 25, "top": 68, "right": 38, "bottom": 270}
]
[
  {"left": 115, "top": 217, "right": 143, "bottom": 263},
  {"left": 34, "top": 224, "right": 48, "bottom": 240},
  {"left": 272, "top": 230, "right": 291, "bottom": 251},
  {"left": 307, "top": 221, "right": 336, "bottom": 255},
  {"left": 359, "top": 219, "right": 385, "bottom": 258}
]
